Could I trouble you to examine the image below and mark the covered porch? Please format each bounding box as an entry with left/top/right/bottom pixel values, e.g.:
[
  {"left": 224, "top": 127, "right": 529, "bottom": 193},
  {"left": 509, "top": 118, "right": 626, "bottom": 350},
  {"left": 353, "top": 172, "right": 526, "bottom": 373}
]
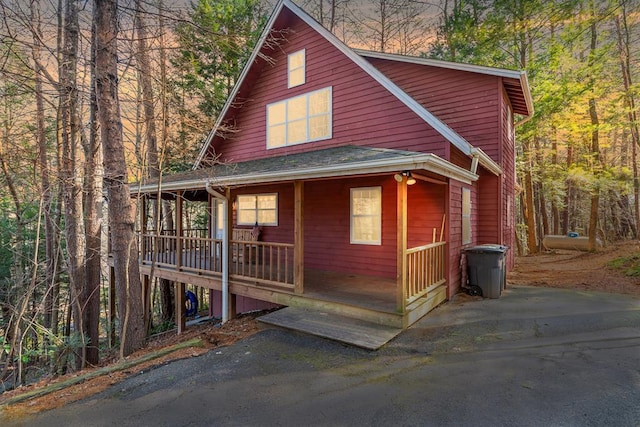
[
  {"left": 138, "top": 230, "right": 448, "bottom": 329},
  {"left": 131, "top": 146, "right": 477, "bottom": 335}
]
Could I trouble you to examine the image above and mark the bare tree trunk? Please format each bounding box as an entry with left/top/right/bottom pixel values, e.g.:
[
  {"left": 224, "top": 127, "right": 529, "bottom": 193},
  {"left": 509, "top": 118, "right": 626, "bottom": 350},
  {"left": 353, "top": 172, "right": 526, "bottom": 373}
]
[
  {"left": 60, "top": 0, "right": 87, "bottom": 369},
  {"left": 94, "top": 0, "right": 146, "bottom": 358},
  {"left": 587, "top": 4, "right": 600, "bottom": 251},
  {"left": 30, "top": 0, "right": 58, "bottom": 341},
  {"left": 82, "top": 26, "right": 103, "bottom": 366},
  {"left": 157, "top": 0, "right": 174, "bottom": 322},
  {"left": 615, "top": 11, "right": 640, "bottom": 238},
  {"left": 136, "top": 0, "right": 161, "bottom": 331}
]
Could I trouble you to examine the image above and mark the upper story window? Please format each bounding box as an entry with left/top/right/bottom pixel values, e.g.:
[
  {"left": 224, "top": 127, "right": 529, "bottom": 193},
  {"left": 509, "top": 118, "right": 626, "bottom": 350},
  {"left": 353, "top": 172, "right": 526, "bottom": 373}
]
[
  {"left": 237, "top": 194, "right": 278, "bottom": 226},
  {"left": 350, "top": 187, "right": 382, "bottom": 245},
  {"left": 266, "top": 87, "right": 332, "bottom": 149},
  {"left": 288, "top": 50, "right": 305, "bottom": 88}
]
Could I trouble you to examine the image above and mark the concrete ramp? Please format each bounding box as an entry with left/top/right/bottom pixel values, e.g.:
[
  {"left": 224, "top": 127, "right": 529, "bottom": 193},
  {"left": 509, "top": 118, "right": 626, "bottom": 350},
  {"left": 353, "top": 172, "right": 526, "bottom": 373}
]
[{"left": 258, "top": 307, "right": 403, "bottom": 350}]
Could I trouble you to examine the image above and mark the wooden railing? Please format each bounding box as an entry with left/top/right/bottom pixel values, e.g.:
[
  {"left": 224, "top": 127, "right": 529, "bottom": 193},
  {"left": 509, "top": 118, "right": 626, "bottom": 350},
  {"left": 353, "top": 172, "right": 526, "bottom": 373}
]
[
  {"left": 231, "top": 241, "right": 294, "bottom": 289},
  {"left": 138, "top": 233, "right": 294, "bottom": 289},
  {"left": 405, "top": 241, "right": 446, "bottom": 304}
]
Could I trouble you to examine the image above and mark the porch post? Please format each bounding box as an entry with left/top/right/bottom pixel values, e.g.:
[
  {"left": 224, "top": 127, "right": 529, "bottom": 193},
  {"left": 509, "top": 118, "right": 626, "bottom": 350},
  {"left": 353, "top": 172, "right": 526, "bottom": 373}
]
[
  {"left": 225, "top": 188, "right": 237, "bottom": 319},
  {"left": 396, "top": 178, "right": 408, "bottom": 313},
  {"left": 140, "top": 196, "right": 147, "bottom": 258},
  {"left": 175, "top": 282, "right": 186, "bottom": 334},
  {"left": 294, "top": 181, "right": 304, "bottom": 294},
  {"left": 176, "top": 191, "right": 183, "bottom": 270}
]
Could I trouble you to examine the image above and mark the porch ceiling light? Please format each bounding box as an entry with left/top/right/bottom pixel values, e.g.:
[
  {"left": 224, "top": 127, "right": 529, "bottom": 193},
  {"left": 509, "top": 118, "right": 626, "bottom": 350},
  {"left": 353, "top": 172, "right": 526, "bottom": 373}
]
[
  {"left": 393, "top": 171, "right": 416, "bottom": 185},
  {"left": 406, "top": 171, "right": 416, "bottom": 185}
]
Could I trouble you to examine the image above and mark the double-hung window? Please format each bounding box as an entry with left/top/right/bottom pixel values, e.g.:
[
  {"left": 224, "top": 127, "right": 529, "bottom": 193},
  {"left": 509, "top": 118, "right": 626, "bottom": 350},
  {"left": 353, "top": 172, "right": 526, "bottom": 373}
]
[
  {"left": 267, "top": 87, "right": 332, "bottom": 149},
  {"left": 350, "top": 187, "right": 382, "bottom": 245},
  {"left": 237, "top": 194, "right": 278, "bottom": 226}
]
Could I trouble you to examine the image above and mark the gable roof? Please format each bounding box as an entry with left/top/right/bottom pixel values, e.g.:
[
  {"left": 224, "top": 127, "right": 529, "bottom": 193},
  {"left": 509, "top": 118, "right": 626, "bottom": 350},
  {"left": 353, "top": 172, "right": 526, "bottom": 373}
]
[{"left": 193, "top": 0, "right": 532, "bottom": 174}]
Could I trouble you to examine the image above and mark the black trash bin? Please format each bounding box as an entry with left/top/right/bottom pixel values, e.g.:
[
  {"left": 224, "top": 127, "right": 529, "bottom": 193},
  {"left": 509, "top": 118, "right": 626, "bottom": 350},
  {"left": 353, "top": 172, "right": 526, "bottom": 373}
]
[{"left": 464, "top": 244, "right": 508, "bottom": 299}]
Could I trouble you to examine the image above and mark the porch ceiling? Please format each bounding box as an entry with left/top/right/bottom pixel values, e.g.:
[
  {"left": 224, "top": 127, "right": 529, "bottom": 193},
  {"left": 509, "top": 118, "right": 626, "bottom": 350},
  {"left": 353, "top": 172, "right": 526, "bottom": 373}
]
[{"left": 134, "top": 145, "right": 478, "bottom": 194}]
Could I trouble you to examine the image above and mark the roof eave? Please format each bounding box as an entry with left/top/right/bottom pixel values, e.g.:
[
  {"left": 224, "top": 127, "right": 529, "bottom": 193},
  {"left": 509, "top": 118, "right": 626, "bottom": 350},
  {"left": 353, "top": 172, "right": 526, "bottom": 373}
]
[
  {"left": 355, "top": 49, "right": 524, "bottom": 80},
  {"left": 133, "top": 153, "right": 478, "bottom": 194},
  {"left": 518, "top": 71, "right": 535, "bottom": 118}
]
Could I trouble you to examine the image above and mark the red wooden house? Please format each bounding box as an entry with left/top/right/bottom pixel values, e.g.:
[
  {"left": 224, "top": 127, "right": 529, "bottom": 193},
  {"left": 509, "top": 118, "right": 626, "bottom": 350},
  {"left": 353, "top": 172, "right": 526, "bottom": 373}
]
[{"left": 132, "top": 0, "right": 533, "bottom": 346}]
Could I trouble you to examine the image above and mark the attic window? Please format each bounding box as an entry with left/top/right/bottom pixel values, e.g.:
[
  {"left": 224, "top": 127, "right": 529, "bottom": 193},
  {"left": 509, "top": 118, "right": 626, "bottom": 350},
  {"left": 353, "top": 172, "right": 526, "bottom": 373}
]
[{"left": 288, "top": 50, "right": 305, "bottom": 88}]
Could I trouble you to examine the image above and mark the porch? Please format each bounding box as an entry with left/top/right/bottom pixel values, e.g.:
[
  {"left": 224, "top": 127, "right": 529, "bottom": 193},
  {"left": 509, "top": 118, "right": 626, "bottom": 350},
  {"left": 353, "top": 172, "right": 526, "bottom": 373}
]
[{"left": 138, "top": 231, "right": 448, "bottom": 329}]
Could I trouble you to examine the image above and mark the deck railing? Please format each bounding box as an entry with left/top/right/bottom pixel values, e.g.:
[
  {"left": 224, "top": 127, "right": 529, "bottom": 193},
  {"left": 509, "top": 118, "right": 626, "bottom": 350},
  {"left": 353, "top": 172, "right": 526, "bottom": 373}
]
[
  {"left": 138, "top": 232, "right": 294, "bottom": 289},
  {"left": 405, "top": 241, "right": 446, "bottom": 304},
  {"left": 231, "top": 241, "right": 294, "bottom": 288}
]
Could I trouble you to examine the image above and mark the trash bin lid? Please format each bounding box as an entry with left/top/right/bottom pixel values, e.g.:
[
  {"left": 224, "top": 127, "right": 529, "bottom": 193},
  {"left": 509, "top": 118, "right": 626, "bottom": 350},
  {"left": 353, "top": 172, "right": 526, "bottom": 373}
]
[{"left": 464, "top": 244, "right": 508, "bottom": 253}]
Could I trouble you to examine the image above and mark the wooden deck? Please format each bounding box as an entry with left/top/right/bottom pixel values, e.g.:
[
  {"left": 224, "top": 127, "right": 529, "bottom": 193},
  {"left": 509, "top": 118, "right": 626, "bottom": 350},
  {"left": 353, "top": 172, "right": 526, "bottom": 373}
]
[{"left": 136, "top": 234, "right": 448, "bottom": 329}]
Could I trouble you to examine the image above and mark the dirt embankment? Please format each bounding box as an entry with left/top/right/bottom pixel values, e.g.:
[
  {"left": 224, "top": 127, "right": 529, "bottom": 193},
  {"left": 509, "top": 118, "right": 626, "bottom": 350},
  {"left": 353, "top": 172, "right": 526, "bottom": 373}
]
[{"left": 509, "top": 240, "right": 640, "bottom": 297}]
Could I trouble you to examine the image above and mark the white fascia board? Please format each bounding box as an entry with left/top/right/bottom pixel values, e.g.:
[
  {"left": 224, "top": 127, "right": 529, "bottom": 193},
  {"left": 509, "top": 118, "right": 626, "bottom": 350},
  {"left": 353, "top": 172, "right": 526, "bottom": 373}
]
[
  {"left": 472, "top": 148, "right": 503, "bottom": 176},
  {"left": 519, "top": 72, "right": 535, "bottom": 117},
  {"left": 133, "top": 153, "right": 478, "bottom": 193},
  {"left": 355, "top": 49, "right": 524, "bottom": 80},
  {"left": 193, "top": 0, "right": 287, "bottom": 169}
]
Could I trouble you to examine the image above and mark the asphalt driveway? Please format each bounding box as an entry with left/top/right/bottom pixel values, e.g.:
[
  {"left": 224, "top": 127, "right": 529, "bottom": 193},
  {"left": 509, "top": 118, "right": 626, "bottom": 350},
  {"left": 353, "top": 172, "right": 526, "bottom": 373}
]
[{"left": 9, "top": 286, "right": 640, "bottom": 426}]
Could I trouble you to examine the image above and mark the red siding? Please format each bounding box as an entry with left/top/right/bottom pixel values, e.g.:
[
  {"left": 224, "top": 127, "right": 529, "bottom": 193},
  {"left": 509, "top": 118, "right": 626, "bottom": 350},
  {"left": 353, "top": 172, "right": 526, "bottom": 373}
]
[
  {"left": 477, "top": 169, "right": 500, "bottom": 244},
  {"left": 232, "top": 183, "right": 295, "bottom": 244},
  {"left": 448, "top": 180, "right": 464, "bottom": 296},
  {"left": 366, "top": 58, "right": 502, "bottom": 161},
  {"left": 228, "top": 175, "right": 447, "bottom": 280},
  {"left": 447, "top": 179, "right": 480, "bottom": 297},
  {"left": 500, "top": 89, "right": 517, "bottom": 269},
  {"left": 208, "top": 11, "right": 448, "bottom": 164},
  {"left": 450, "top": 145, "right": 472, "bottom": 170},
  {"left": 407, "top": 183, "right": 447, "bottom": 248},
  {"left": 304, "top": 176, "right": 398, "bottom": 278}
]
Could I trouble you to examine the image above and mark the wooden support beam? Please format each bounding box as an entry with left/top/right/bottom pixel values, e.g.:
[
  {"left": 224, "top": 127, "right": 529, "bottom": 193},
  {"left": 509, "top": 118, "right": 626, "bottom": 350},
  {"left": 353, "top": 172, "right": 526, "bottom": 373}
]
[
  {"left": 226, "top": 187, "right": 237, "bottom": 320},
  {"left": 176, "top": 191, "right": 183, "bottom": 270},
  {"left": 396, "top": 179, "right": 408, "bottom": 313},
  {"left": 175, "top": 282, "right": 186, "bottom": 334},
  {"left": 140, "top": 196, "right": 147, "bottom": 255},
  {"left": 294, "top": 181, "right": 304, "bottom": 294},
  {"left": 208, "top": 289, "right": 214, "bottom": 318},
  {"left": 142, "top": 274, "right": 151, "bottom": 334}
]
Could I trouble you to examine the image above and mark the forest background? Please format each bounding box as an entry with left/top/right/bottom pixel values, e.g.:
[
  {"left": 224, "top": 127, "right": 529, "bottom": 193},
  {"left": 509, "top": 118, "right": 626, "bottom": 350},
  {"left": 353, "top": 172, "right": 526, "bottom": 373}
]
[{"left": 0, "top": 0, "right": 638, "bottom": 390}]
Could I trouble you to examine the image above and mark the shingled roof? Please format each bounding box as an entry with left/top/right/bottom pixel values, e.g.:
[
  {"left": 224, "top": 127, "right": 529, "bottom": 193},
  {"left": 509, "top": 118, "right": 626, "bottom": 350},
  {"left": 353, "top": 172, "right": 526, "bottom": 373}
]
[{"left": 134, "top": 145, "right": 477, "bottom": 193}]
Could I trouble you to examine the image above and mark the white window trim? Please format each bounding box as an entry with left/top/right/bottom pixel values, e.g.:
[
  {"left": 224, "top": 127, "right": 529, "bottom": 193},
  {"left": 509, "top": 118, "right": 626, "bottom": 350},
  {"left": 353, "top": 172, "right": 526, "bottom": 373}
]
[
  {"left": 266, "top": 86, "right": 332, "bottom": 149},
  {"left": 288, "top": 49, "right": 306, "bottom": 88},
  {"left": 236, "top": 193, "right": 278, "bottom": 226},
  {"left": 350, "top": 186, "right": 382, "bottom": 246},
  {"left": 462, "top": 187, "right": 471, "bottom": 245}
]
